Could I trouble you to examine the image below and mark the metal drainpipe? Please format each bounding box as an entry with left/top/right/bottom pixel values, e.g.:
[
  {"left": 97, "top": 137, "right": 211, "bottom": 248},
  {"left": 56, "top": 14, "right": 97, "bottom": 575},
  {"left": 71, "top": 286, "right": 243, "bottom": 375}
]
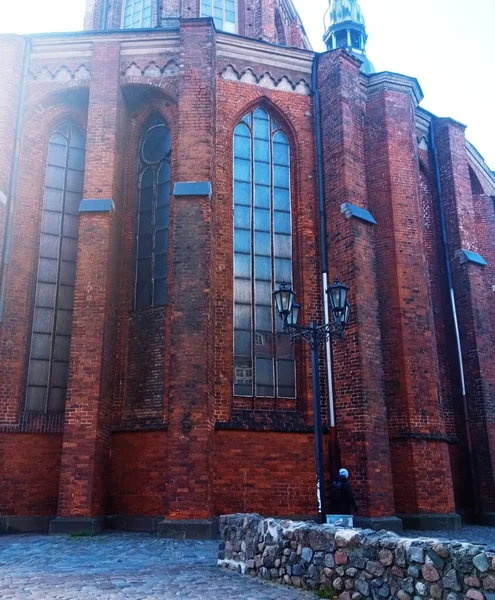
[
  {"left": 312, "top": 53, "right": 339, "bottom": 480},
  {"left": 102, "top": 0, "right": 109, "bottom": 30},
  {"left": 429, "top": 118, "right": 480, "bottom": 520},
  {"left": 0, "top": 37, "right": 31, "bottom": 322}
]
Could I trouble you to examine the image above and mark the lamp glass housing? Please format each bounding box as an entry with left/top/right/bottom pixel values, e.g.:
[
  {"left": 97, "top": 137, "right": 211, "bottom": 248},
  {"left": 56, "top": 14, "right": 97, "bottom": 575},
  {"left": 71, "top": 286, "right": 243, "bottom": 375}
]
[
  {"left": 273, "top": 283, "right": 295, "bottom": 318},
  {"left": 327, "top": 278, "right": 349, "bottom": 320},
  {"left": 287, "top": 302, "right": 301, "bottom": 326}
]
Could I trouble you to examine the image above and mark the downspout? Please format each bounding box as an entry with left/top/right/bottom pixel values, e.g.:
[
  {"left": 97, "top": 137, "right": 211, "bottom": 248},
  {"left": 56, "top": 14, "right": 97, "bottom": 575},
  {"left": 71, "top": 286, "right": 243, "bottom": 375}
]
[
  {"left": 101, "top": 0, "right": 109, "bottom": 30},
  {"left": 312, "top": 53, "right": 339, "bottom": 479},
  {"left": 429, "top": 118, "right": 480, "bottom": 520},
  {"left": 0, "top": 37, "right": 31, "bottom": 322}
]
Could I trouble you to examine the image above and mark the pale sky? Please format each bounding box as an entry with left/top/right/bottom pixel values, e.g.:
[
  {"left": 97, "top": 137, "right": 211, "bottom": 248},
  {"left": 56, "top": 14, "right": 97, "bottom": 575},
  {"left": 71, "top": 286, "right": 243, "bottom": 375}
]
[{"left": 1, "top": 0, "right": 494, "bottom": 170}]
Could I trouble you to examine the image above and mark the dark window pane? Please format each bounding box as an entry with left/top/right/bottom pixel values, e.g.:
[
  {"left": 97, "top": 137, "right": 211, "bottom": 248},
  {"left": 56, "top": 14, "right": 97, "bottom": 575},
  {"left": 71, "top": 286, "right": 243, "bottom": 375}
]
[
  {"left": 140, "top": 183, "right": 154, "bottom": 212},
  {"left": 234, "top": 205, "right": 250, "bottom": 229},
  {"left": 61, "top": 237, "right": 78, "bottom": 261},
  {"left": 234, "top": 253, "right": 251, "bottom": 279},
  {"left": 53, "top": 335, "right": 71, "bottom": 361},
  {"left": 273, "top": 133, "right": 289, "bottom": 166},
  {"left": 137, "top": 258, "right": 152, "bottom": 282},
  {"left": 25, "top": 387, "right": 47, "bottom": 412},
  {"left": 255, "top": 281, "right": 272, "bottom": 306},
  {"left": 254, "top": 256, "right": 271, "bottom": 281},
  {"left": 58, "top": 285, "right": 75, "bottom": 311},
  {"left": 43, "top": 188, "right": 63, "bottom": 212},
  {"left": 274, "top": 165, "right": 290, "bottom": 188},
  {"left": 46, "top": 165, "right": 65, "bottom": 189},
  {"left": 234, "top": 278, "right": 252, "bottom": 304},
  {"left": 274, "top": 234, "right": 291, "bottom": 259},
  {"left": 70, "top": 127, "right": 86, "bottom": 150},
  {"left": 234, "top": 357, "right": 253, "bottom": 396},
  {"left": 51, "top": 361, "right": 69, "bottom": 387},
  {"left": 47, "top": 135, "right": 68, "bottom": 167},
  {"left": 277, "top": 359, "right": 296, "bottom": 398},
  {"left": 256, "top": 357, "right": 274, "bottom": 397},
  {"left": 30, "top": 333, "right": 52, "bottom": 360},
  {"left": 255, "top": 306, "right": 272, "bottom": 331},
  {"left": 234, "top": 304, "right": 251, "bottom": 330},
  {"left": 254, "top": 139, "right": 270, "bottom": 162},
  {"left": 234, "top": 157, "right": 251, "bottom": 182},
  {"left": 154, "top": 277, "right": 167, "bottom": 306},
  {"left": 35, "top": 283, "right": 57, "bottom": 309},
  {"left": 254, "top": 184, "right": 270, "bottom": 208},
  {"left": 255, "top": 331, "right": 273, "bottom": 356},
  {"left": 158, "top": 161, "right": 171, "bottom": 184},
  {"left": 59, "top": 261, "right": 76, "bottom": 286},
  {"left": 48, "top": 388, "right": 66, "bottom": 413},
  {"left": 234, "top": 228, "right": 251, "bottom": 254},
  {"left": 275, "top": 257, "right": 292, "bottom": 283},
  {"left": 65, "top": 192, "right": 82, "bottom": 215},
  {"left": 234, "top": 330, "right": 251, "bottom": 355},
  {"left": 138, "top": 234, "right": 152, "bottom": 258},
  {"left": 156, "top": 206, "right": 170, "bottom": 229},
  {"left": 38, "top": 258, "right": 58, "bottom": 283},
  {"left": 254, "top": 161, "right": 270, "bottom": 184},
  {"left": 274, "top": 187, "right": 290, "bottom": 211},
  {"left": 276, "top": 333, "right": 294, "bottom": 359},
  {"left": 139, "top": 210, "right": 152, "bottom": 235},
  {"left": 135, "top": 282, "right": 151, "bottom": 309},
  {"left": 254, "top": 208, "right": 270, "bottom": 232},
  {"left": 155, "top": 229, "right": 168, "bottom": 252},
  {"left": 68, "top": 147, "right": 85, "bottom": 171},
  {"left": 63, "top": 214, "right": 79, "bottom": 238},
  {"left": 234, "top": 134, "right": 251, "bottom": 160},
  {"left": 141, "top": 125, "right": 171, "bottom": 163},
  {"left": 155, "top": 253, "right": 168, "bottom": 279},
  {"left": 41, "top": 211, "right": 62, "bottom": 235},
  {"left": 254, "top": 231, "right": 271, "bottom": 256},
  {"left": 66, "top": 169, "right": 84, "bottom": 193},
  {"left": 235, "top": 123, "right": 251, "bottom": 139},
  {"left": 28, "top": 359, "right": 50, "bottom": 386},
  {"left": 33, "top": 308, "right": 54, "bottom": 333},
  {"left": 55, "top": 310, "right": 73, "bottom": 336},
  {"left": 274, "top": 210, "right": 291, "bottom": 234},
  {"left": 40, "top": 234, "right": 59, "bottom": 259},
  {"left": 234, "top": 181, "right": 251, "bottom": 206}
]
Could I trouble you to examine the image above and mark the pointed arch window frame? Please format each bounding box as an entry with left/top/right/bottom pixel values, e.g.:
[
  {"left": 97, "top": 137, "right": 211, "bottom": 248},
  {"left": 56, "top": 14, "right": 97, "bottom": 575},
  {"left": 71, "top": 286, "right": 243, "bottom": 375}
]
[
  {"left": 134, "top": 114, "right": 172, "bottom": 311},
  {"left": 232, "top": 107, "right": 296, "bottom": 400},
  {"left": 25, "top": 122, "right": 86, "bottom": 413}
]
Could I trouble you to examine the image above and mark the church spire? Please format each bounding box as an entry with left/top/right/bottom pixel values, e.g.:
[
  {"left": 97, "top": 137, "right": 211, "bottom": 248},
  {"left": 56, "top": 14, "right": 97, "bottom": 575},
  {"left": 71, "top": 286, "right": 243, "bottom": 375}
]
[{"left": 323, "top": 0, "right": 375, "bottom": 74}]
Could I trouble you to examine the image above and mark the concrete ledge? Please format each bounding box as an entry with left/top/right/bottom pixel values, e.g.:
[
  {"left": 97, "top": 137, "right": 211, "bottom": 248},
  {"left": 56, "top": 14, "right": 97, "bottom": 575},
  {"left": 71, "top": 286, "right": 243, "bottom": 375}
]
[
  {"left": 106, "top": 515, "right": 162, "bottom": 533},
  {"left": 157, "top": 519, "right": 219, "bottom": 539},
  {"left": 0, "top": 516, "right": 52, "bottom": 534},
  {"left": 49, "top": 517, "right": 105, "bottom": 536},
  {"left": 173, "top": 181, "right": 212, "bottom": 198},
  {"left": 79, "top": 198, "right": 115, "bottom": 213},
  {"left": 354, "top": 515, "right": 403, "bottom": 533},
  {"left": 397, "top": 512, "right": 461, "bottom": 531},
  {"left": 480, "top": 512, "right": 495, "bottom": 526}
]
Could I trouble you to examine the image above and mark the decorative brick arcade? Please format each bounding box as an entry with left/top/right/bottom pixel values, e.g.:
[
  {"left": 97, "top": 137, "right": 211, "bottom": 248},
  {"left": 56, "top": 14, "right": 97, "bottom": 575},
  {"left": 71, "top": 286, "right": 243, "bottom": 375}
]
[{"left": 0, "top": 0, "right": 494, "bottom": 536}]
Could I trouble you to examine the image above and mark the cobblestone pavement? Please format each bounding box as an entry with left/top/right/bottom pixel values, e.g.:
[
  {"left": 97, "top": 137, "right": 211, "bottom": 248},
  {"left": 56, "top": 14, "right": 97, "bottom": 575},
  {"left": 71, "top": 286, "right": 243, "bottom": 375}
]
[
  {"left": 0, "top": 533, "right": 313, "bottom": 599},
  {"left": 403, "top": 526, "right": 495, "bottom": 550}
]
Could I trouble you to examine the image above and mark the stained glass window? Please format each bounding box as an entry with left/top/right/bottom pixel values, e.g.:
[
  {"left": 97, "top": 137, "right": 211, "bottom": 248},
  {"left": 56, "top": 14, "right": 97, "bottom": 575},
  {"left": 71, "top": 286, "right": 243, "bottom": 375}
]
[
  {"left": 233, "top": 108, "right": 295, "bottom": 399},
  {"left": 135, "top": 115, "right": 171, "bottom": 310},
  {"left": 122, "top": 0, "right": 153, "bottom": 29},
  {"left": 200, "top": 0, "right": 236, "bottom": 33},
  {"left": 25, "top": 123, "right": 86, "bottom": 413}
]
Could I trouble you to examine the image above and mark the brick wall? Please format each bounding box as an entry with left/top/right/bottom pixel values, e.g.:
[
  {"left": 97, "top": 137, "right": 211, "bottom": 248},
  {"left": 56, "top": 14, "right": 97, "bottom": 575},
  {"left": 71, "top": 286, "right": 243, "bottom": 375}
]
[
  {"left": 110, "top": 432, "right": 167, "bottom": 515},
  {"left": 214, "top": 431, "right": 326, "bottom": 516},
  {"left": 0, "top": 434, "right": 62, "bottom": 516}
]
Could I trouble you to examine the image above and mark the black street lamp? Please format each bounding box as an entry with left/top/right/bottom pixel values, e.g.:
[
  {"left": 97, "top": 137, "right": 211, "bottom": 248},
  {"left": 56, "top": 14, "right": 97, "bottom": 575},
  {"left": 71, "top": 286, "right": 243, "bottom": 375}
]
[{"left": 273, "top": 278, "right": 350, "bottom": 525}]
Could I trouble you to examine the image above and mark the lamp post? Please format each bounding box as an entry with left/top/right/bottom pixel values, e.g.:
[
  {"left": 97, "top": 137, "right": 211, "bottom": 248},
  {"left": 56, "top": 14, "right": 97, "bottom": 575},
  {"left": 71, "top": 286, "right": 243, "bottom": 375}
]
[{"left": 273, "top": 279, "right": 350, "bottom": 525}]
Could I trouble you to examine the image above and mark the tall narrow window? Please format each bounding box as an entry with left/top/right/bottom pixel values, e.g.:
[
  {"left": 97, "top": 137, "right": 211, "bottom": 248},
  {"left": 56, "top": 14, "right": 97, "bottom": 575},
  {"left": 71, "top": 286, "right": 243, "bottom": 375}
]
[
  {"left": 135, "top": 115, "right": 171, "bottom": 310},
  {"left": 122, "top": 0, "right": 153, "bottom": 29},
  {"left": 200, "top": 0, "right": 236, "bottom": 33},
  {"left": 25, "top": 123, "right": 86, "bottom": 413},
  {"left": 233, "top": 107, "right": 295, "bottom": 399}
]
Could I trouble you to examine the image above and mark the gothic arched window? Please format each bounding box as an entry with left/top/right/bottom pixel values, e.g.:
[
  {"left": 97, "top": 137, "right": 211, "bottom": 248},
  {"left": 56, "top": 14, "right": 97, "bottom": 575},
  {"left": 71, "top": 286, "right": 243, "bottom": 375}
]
[
  {"left": 233, "top": 107, "right": 295, "bottom": 399},
  {"left": 135, "top": 115, "right": 171, "bottom": 310},
  {"left": 25, "top": 123, "right": 86, "bottom": 413},
  {"left": 200, "top": 0, "right": 236, "bottom": 33},
  {"left": 122, "top": 0, "right": 153, "bottom": 29}
]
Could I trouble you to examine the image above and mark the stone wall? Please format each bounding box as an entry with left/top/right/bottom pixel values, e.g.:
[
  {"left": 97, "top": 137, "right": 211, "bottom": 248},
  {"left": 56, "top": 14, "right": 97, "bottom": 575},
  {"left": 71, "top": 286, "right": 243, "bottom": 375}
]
[{"left": 218, "top": 515, "right": 495, "bottom": 599}]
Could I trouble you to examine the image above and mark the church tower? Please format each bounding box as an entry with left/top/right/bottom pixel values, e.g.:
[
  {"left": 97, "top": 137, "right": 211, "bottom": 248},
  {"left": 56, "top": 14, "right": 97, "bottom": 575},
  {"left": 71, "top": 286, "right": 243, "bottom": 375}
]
[{"left": 323, "top": 0, "right": 375, "bottom": 73}]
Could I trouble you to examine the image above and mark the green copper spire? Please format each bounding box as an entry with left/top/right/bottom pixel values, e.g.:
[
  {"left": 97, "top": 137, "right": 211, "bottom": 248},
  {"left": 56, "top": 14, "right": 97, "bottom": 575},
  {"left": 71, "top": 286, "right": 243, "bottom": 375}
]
[{"left": 323, "top": 0, "right": 375, "bottom": 74}]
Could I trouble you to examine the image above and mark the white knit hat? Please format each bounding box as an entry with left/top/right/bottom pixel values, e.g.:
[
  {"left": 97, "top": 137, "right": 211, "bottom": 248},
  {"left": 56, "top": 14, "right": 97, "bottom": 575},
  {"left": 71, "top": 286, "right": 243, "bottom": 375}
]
[{"left": 339, "top": 468, "right": 349, "bottom": 478}]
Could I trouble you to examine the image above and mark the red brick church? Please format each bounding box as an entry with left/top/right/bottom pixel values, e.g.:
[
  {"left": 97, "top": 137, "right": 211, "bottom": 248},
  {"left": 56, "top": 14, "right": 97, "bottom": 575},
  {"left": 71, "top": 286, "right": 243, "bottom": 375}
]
[{"left": 0, "top": 0, "right": 494, "bottom": 535}]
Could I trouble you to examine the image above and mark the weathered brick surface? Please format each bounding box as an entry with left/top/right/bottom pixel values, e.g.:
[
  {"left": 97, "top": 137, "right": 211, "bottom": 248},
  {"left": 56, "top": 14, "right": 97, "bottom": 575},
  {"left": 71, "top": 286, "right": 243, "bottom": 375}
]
[
  {"left": 110, "top": 432, "right": 167, "bottom": 516},
  {"left": 0, "top": 434, "right": 62, "bottom": 516},
  {"left": 365, "top": 78, "right": 455, "bottom": 514}
]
